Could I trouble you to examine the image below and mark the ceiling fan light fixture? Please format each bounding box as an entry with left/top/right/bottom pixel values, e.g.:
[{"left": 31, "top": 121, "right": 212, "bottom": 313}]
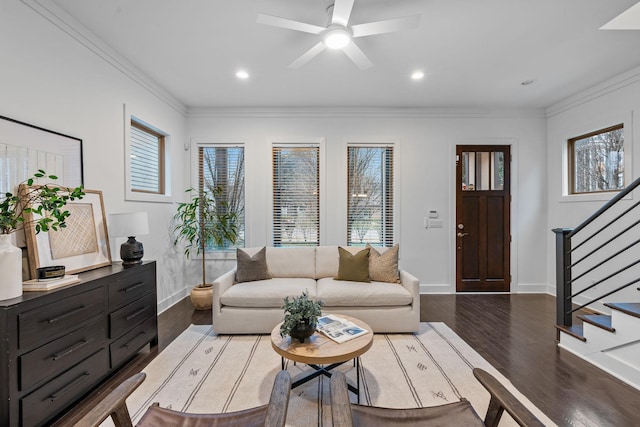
[{"left": 324, "top": 27, "right": 351, "bottom": 49}]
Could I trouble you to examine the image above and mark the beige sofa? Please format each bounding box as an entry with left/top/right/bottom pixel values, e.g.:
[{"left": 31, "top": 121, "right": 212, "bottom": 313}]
[{"left": 212, "top": 246, "right": 420, "bottom": 334}]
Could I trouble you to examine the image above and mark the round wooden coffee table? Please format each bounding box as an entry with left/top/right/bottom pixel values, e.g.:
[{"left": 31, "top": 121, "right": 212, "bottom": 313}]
[{"left": 271, "top": 315, "right": 373, "bottom": 402}]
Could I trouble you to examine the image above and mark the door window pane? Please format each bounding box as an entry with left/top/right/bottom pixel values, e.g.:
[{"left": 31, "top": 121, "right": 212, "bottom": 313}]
[{"left": 462, "top": 151, "right": 505, "bottom": 191}]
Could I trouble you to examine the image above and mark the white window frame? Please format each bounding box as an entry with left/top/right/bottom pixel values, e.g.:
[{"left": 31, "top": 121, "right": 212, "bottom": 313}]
[
  {"left": 344, "top": 140, "right": 399, "bottom": 247},
  {"left": 190, "top": 140, "right": 246, "bottom": 260},
  {"left": 124, "top": 105, "right": 172, "bottom": 203},
  {"left": 269, "top": 138, "right": 326, "bottom": 247}
]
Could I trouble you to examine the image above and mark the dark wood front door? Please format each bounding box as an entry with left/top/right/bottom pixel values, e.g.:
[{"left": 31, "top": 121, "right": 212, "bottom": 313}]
[{"left": 456, "top": 145, "right": 511, "bottom": 292}]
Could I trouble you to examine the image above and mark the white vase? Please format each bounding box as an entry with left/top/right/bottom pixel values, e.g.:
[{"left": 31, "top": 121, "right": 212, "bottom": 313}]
[{"left": 0, "top": 233, "right": 23, "bottom": 300}]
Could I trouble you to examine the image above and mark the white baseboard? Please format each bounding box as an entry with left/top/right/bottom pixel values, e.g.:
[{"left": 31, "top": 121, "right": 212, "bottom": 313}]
[
  {"left": 420, "top": 284, "right": 453, "bottom": 294},
  {"left": 513, "top": 283, "right": 549, "bottom": 293},
  {"left": 157, "top": 288, "right": 190, "bottom": 314},
  {"left": 420, "top": 283, "right": 554, "bottom": 294}
]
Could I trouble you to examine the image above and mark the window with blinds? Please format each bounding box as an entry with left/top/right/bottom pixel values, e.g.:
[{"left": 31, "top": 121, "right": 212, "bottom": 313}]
[
  {"left": 347, "top": 145, "right": 394, "bottom": 247},
  {"left": 130, "top": 119, "right": 165, "bottom": 194},
  {"left": 199, "top": 145, "right": 245, "bottom": 250},
  {"left": 272, "top": 146, "right": 319, "bottom": 246}
]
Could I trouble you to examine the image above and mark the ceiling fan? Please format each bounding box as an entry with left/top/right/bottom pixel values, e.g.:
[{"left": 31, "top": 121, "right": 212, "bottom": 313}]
[{"left": 257, "top": 0, "right": 420, "bottom": 70}]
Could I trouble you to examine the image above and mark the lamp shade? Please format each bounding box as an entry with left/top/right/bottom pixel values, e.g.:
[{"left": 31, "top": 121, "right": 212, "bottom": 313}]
[{"left": 108, "top": 212, "right": 149, "bottom": 238}]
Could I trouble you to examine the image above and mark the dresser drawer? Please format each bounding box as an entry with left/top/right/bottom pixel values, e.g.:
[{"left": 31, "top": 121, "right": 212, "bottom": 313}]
[
  {"left": 20, "top": 348, "right": 109, "bottom": 427},
  {"left": 19, "top": 319, "right": 107, "bottom": 391},
  {"left": 109, "top": 293, "right": 155, "bottom": 339},
  {"left": 110, "top": 316, "right": 156, "bottom": 368},
  {"left": 18, "top": 287, "right": 104, "bottom": 350},
  {"left": 108, "top": 268, "right": 154, "bottom": 310}
]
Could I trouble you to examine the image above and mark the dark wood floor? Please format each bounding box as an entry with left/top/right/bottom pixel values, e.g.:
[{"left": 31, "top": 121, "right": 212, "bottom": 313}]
[{"left": 55, "top": 294, "right": 640, "bottom": 426}]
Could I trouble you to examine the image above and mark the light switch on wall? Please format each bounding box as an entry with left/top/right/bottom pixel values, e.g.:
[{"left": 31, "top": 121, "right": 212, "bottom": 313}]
[{"left": 428, "top": 219, "right": 444, "bottom": 228}]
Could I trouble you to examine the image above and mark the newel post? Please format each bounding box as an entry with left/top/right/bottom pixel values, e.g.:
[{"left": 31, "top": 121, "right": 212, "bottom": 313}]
[{"left": 553, "top": 228, "right": 573, "bottom": 328}]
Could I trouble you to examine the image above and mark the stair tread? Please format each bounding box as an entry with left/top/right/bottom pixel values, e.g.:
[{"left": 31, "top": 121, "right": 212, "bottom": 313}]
[
  {"left": 555, "top": 324, "right": 586, "bottom": 341},
  {"left": 577, "top": 314, "right": 615, "bottom": 332},
  {"left": 604, "top": 302, "right": 640, "bottom": 319}
]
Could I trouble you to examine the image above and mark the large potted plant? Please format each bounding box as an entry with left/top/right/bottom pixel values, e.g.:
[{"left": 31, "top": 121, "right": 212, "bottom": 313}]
[
  {"left": 173, "top": 187, "right": 238, "bottom": 310},
  {"left": 0, "top": 170, "right": 84, "bottom": 300},
  {"left": 280, "top": 290, "right": 323, "bottom": 343}
]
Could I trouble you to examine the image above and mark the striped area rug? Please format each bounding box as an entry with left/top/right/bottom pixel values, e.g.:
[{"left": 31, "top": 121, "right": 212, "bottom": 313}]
[{"left": 104, "top": 323, "right": 555, "bottom": 426}]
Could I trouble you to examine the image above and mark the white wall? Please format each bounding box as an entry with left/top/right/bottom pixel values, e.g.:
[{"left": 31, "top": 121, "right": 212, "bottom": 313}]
[
  {"left": 0, "top": 0, "right": 190, "bottom": 312},
  {"left": 188, "top": 111, "right": 548, "bottom": 293},
  {"left": 1, "top": 0, "right": 551, "bottom": 307},
  {"left": 546, "top": 66, "right": 640, "bottom": 303}
]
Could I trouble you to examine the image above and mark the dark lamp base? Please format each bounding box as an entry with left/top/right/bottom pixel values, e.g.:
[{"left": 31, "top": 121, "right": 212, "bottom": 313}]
[{"left": 120, "top": 236, "right": 144, "bottom": 265}]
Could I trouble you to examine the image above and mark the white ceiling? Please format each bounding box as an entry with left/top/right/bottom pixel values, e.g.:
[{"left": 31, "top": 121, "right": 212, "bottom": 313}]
[{"left": 50, "top": 0, "right": 640, "bottom": 109}]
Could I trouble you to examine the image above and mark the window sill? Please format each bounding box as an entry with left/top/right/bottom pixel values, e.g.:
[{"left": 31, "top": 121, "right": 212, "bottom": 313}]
[{"left": 560, "top": 191, "right": 632, "bottom": 203}]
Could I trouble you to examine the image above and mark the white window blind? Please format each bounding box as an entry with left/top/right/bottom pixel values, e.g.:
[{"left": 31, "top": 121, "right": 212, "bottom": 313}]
[
  {"left": 272, "top": 146, "right": 320, "bottom": 246},
  {"left": 199, "top": 145, "right": 245, "bottom": 250},
  {"left": 347, "top": 145, "right": 394, "bottom": 247},
  {"left": 130, "top": 120, "right": 164, "bottom": 194}
]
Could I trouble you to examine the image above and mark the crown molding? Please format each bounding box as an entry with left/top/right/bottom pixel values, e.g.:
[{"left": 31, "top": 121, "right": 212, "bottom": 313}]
[
  {"left": 20, "top": 0, "right": 187, "bottom": 116},
  {"left": 546, "top": 64, "right": 640, "bottom": 118},
  {"left": 187, "top": 106, "right": 546, "bottom": 119}
]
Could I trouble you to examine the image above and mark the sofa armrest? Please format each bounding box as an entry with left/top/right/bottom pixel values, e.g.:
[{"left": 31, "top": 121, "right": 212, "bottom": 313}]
[
  {"left": 399, "top": 269, "right": 419, "bottom": 299},
  {"left": 212, "top": 268, "right": 236, "bottom": 314}
]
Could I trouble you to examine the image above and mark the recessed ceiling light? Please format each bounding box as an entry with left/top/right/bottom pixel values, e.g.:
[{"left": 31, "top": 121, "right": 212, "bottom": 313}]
[
  {"left": 236, "top": 70, "right": 249, "bottom": 79},
  {"left": 411, "top": 71, "right": 424, "bottom": 80},
  {"left": 521, "top": 79, "right": 534, "bottom": 86}
]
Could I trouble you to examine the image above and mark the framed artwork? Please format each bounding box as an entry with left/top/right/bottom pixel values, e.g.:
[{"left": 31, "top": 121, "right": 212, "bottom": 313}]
[
  {"left": 23, "top": 188, "right": 111, "bottom": 278},
  {"left": 0, "top": 115, "right": 83, "bottom": 194}
]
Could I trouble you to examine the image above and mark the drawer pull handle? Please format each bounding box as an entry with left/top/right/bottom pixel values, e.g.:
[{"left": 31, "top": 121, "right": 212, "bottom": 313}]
[
  {"left": 125, "top": 306, "right": 150, "bottom": 321},
  {"left": 51, "top": 338, "right": 95, "bottom": 361},
  {"left": 123, "top": 331, "right": 146, "bottom": 349},
  {"left": 47, "top": 305, "right": 89, "bottom": 323},
  {"left": 121, "top": 282, "right": 145, "bottom": 293},
  {"left": 48, "top": 372, "right": 90, "bottom": 402}
]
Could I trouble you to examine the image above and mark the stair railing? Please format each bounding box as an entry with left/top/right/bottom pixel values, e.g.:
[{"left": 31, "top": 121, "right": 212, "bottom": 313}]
[{"left": 554, "top": 175, "right": 640, "bottom": 329}]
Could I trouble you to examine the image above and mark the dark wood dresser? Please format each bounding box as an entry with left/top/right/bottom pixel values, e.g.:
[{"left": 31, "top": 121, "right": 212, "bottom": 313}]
[{"left": 0, "top": 261, "right": 157, "bottom": 427}]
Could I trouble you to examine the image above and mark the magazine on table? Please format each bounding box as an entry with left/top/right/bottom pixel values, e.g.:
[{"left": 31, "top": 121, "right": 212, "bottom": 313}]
[{"left": 316, "top": 314, "right": 368, "bottom": 343}]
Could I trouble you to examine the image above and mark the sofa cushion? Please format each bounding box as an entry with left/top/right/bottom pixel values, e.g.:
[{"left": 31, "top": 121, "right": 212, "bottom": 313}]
[
  {"left": 316, "top": 246, "right": 369, "bottom": 279},
  {"left": 335, "top": 247, "right": 370, "bottom": 282},
  {"left": 317, "top": 277, "right": 412, "bottom": 307},
  {"left": 236, "top": 247, "right": 272, "bottom": 283},
  {"left": 221, "top": 278, "right": 318, "bottom": 308},
  {"left": 266, "top": 246, "right": 316, "bottom": 278},
  {"left": 367, "top": 243, "right": 400, "bottom": 283}
]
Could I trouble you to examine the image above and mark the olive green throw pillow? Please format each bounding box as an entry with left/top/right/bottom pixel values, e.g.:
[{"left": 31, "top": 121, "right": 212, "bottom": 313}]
[
  {"left": 335, "top": 247, "right": 370, "bottom": 282},
  {"left": 236, "top": 247, "right": 272, "bottom": 283},
  {"left": 366, "top": 243, "right": 400, "bottom": 283}
]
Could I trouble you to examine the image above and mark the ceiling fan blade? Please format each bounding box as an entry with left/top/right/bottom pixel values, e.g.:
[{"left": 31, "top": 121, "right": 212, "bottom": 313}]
[
  {"left": 257, "top": 13, "right": 325, "bottom": 34},
  {"left": 289, "top": 42, "right": 327, "bottom": 69},
  {"left": 331, "top": 0, "right": 355, "bottom": 26},
  {"left": 342, "top": 42, "right": 373, "bottom": 70},
  {"left": 351, "top": 14, "right": 421, "bottom": 38}
]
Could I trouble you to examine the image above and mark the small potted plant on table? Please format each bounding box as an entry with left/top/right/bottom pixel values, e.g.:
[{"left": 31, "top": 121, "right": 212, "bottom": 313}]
[{"left": 280, "top": 290, "right": 323, "bottom": 343}]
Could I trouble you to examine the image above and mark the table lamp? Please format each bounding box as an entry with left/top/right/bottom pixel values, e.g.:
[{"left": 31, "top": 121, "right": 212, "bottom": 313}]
[{"left": 108, "top": 212, "right": 149, "bottom": 265}]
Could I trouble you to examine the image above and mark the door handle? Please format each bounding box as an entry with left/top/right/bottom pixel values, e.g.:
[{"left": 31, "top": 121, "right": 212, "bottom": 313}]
[{"left": 457, "top": 232, "right": 469, "bottom": 238}]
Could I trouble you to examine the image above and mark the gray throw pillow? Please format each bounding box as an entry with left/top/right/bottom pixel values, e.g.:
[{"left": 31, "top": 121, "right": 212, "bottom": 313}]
[{"left": 236, "top": 247, "right": 272, "bottom": 283}]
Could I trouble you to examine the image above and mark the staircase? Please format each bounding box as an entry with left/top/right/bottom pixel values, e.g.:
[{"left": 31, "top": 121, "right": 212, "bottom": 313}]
[
  {"left": 553, "top": 176, "right": 640, "bottom": 391},
  {"left": 556, "top": 302, "right": 640, "bottom": 389}
]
